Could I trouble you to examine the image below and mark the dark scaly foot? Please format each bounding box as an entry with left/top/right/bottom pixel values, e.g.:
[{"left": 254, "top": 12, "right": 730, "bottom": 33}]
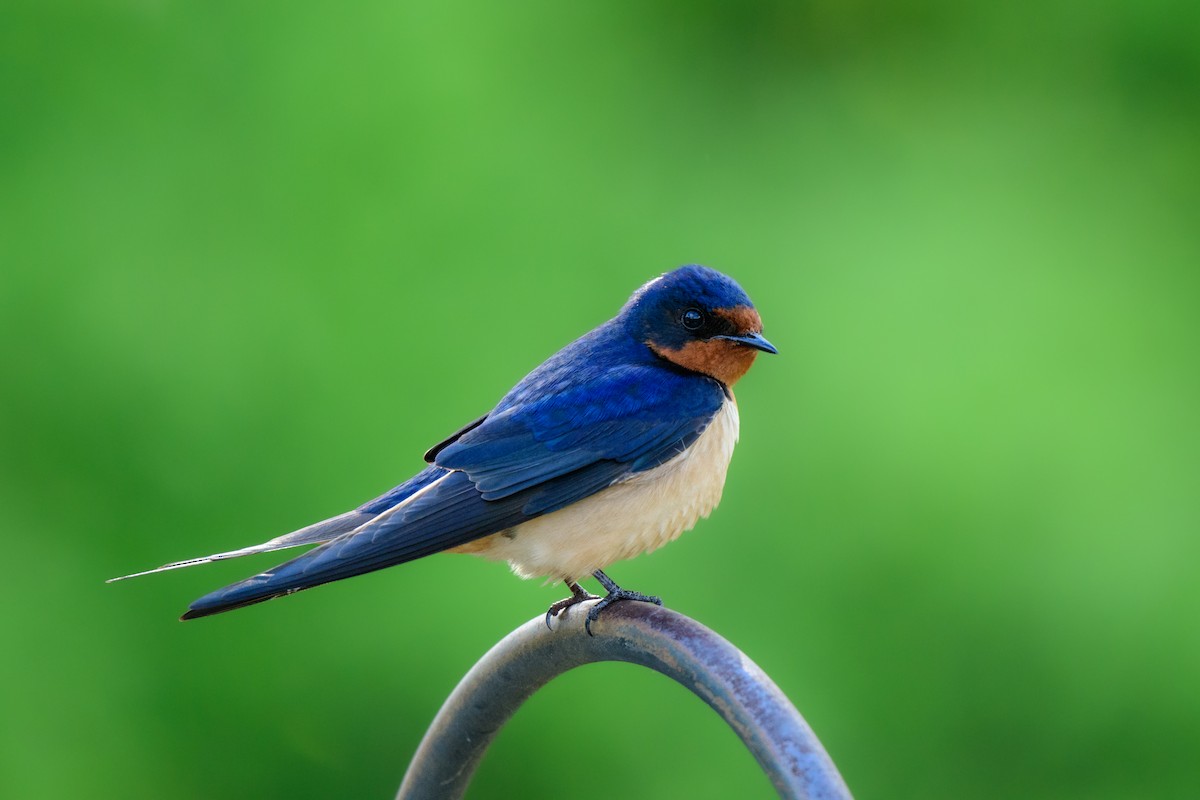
[
  {"left": 585, "top": 569, "right": 662, "bottom": 636},
  {"left": 545, "top": 579, "right": 599, "bottom": 630}
]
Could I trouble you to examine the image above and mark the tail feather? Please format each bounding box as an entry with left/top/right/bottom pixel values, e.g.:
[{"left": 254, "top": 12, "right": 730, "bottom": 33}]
[
  {"left": 179, "top": 469, "right": 528, "bottom": 619},
  {"left": 106, "top": 510, "right": 376, "bottom": 583},
  {"left": 175, "top": 459, "right": 629, "bottom": 620},
  {"left": 178, "top": 475, "right": 463, "bottom": 618}
]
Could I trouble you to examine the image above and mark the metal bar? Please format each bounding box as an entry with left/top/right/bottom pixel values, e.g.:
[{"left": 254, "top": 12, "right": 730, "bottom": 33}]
[{"left": 396, "top": 599, "right": 853, "bottom": 799}]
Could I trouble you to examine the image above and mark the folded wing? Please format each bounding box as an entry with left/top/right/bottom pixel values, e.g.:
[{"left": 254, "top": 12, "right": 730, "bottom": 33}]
[{"left": 180, "top": 355, "right": 725, "bottom": 618}]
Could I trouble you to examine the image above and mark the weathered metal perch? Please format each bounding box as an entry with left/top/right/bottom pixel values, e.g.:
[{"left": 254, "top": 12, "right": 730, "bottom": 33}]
[{"left": 397, "top": 599, "right": 852, "bottom": 799}]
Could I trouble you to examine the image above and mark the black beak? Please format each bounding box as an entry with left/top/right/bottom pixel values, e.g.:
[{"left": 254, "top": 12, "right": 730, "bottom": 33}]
[{"left": 715, "top": 332, "right": 778, "bottom": 354}]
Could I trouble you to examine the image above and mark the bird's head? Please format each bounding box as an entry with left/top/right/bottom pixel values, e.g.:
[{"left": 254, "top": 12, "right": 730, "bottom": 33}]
[{"left": 622, "top": 265, "right": 777, "bottom": 387}]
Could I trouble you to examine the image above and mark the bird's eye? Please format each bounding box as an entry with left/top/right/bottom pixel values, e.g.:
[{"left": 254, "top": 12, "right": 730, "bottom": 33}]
[{"left": 681, "top": 308, "right": 705, "bottom": 331}]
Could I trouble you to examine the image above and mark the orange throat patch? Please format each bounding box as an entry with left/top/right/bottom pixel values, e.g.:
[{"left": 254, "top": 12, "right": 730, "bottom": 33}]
[{"left": 650, "top": 338, "right": 759, "bottom": 386}]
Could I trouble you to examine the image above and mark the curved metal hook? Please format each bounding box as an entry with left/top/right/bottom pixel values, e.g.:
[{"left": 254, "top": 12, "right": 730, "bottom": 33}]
[{"left": 397, "top": 600, "right": 852, "bottom": 799}]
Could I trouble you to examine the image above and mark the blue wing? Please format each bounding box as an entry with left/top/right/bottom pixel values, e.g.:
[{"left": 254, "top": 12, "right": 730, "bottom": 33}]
[
  {"left": 433, "top": 361, "right": 723, "bottom": 507},
  {"left": 182, "top": 326, "right": 725, "bottom": 618}
]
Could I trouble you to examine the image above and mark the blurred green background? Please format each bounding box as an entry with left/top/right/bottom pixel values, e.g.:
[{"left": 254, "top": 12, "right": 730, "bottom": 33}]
[{"left": 2, "top": 1, "right": 1198, "bottom": 798}]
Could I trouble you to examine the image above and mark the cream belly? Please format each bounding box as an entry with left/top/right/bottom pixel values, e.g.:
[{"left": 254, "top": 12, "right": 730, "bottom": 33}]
[{"left": 458, "top": 397, "right": 741, "bottom": 582}]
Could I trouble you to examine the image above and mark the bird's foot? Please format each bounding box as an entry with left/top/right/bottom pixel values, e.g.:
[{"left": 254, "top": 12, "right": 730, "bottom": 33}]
[
  {"left": 545, "top": 580, "right": 599, "bottom": 630},
  {"left": 585, "top": 569, "right": 663, "bottom": 636}
]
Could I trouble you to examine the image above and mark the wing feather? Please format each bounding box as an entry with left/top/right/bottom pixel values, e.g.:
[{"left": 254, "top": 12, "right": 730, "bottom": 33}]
[{"left": 177, "top": 328, "right": 727, "bottom": 618}]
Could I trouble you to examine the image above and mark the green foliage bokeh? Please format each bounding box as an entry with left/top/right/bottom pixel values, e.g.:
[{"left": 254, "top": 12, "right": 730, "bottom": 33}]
[{"left": 2, "top": 2, "right": 1198, "bottom": 798}]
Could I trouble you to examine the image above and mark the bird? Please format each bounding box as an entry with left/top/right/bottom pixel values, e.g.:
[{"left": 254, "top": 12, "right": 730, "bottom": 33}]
[{"left": 110, "top": 265, "right": 776, "bottom": 633}]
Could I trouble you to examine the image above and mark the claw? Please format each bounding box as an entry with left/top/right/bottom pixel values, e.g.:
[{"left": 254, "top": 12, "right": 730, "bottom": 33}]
[
  {"left": 583, "top": 569, "right": 663, "bottom": 636},
  {"left": 544, "top": 580, "right": 598, "bottom": 630}
]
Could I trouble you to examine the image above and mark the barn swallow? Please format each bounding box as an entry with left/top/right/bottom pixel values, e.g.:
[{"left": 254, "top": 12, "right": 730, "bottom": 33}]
[{"left": 111, "top": 265, "right": 776, "bottom": 633}]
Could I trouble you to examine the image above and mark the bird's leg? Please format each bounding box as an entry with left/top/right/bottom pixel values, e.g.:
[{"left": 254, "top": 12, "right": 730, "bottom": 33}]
[
  {"left": 585, "top": 569, "right": 663, "bottom": 636},
  {"left": 544, "top": 579, "right": 599, "bottom": 629}
]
